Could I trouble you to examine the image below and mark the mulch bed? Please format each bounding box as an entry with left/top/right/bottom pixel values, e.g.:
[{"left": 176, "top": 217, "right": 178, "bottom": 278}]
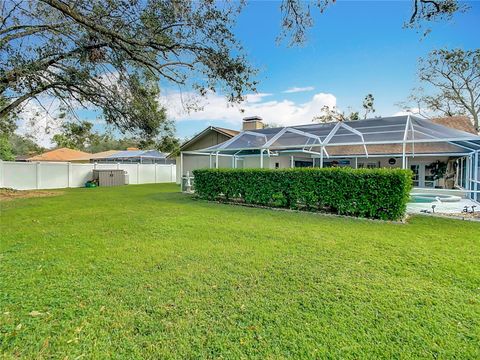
[{"left": 0, "top": 188, "right": 64, "bottom": 201}]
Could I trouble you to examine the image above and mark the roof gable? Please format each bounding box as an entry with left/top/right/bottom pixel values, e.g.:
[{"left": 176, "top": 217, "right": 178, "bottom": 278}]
[{"left": 179, "top": 126, "right": 239, "bottom": 151}]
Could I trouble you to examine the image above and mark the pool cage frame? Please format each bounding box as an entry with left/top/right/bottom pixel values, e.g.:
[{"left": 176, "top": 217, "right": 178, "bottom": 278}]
[{"left": 180, "top": 115, "right": 480, "bottom": 201}]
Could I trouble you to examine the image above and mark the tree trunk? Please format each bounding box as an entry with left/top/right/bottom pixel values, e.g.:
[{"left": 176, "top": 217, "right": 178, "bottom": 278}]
[{"left": 473, "top": 112, "right": 479, "bottom": 134}]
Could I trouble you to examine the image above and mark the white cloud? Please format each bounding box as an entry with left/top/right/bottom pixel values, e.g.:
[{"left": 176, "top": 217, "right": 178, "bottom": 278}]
[
  {"left": 15, "top": 94, "right": 105, "bottom": 148},
  {"left": 160, "top": 91, "right": 337, "bottom": 127},
  {"left": 282, "top": 86, "right": 315, "bottom": 94},
  {"left": 16, "top": 98, "right": 64, "bottom": 148},
  {"left": 244, "top": 93, "right": 272, "bottom": 103},
  {"left": 14, "top": 89, "right": 337, "bottom": 147}
]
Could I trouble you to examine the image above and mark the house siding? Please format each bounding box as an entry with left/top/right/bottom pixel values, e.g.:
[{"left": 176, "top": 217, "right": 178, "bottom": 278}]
[{"left": 176, "top": 130, "right": 234, "bottom": 183}]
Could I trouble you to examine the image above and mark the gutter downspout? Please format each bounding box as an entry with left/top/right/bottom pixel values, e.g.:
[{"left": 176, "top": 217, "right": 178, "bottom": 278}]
[{"left": 180, "top": 152, "right": 184, "bottom": 191}]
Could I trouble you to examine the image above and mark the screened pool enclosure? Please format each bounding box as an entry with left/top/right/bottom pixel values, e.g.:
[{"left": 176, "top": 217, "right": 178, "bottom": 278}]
[{"left": 180, "top": 115, "right": 480, "bottom": 201}]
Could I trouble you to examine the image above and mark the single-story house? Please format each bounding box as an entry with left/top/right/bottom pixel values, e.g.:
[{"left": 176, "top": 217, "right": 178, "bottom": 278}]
[
  {"left": 15, "top": 154, "right": 37, "bottom": 162},
  {"left": 88, "top": 150, "right": 121, "bottom": 161},
  {"left": 180, "top": 115, "right": 480, "bottom": 202},
  {"left": 175, "top": 125, "right": 240, "bottom": 183},
  {"left": 27, "top": 147, "right": 92, "bottom": 162}
]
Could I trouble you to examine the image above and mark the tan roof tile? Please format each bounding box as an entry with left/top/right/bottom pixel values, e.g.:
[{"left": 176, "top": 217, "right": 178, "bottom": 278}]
[
  {"left": 431, "top": 115, "right": 476, "bottom": 134},
  {"left": 27, "top": 148, "right": 92, "bottom": 161}
]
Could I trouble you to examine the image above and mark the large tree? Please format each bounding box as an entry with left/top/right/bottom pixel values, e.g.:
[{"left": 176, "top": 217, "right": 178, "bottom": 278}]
[
  {"left": 0, "top": 0, "right": 469, "bottom": 139},
  {"left": 0, "top": 0, "right": 256, "bottom": 137},
  {"left": 52, "top": 121, "right": 100, "bottom": 151},
  {"left": 362, "top": 94, "right": 375, "bottom": 119},
  {"left": 313, "top": 94, "right": 376, "bottom": 123},
  {"left": 52, "top": 119, "right": 180, "bottom": 155},
  {"left": 403, "top": 49, "right": 480, "bottom": 132},
  {"left": 313, "top": 105, "right": 360, "bottom": 123},
  {"left": 9, "top": 133, "right": 44, "bottom": 156},
  {"left": 279, "top": 0, "right": 467, "bottom": 45}
]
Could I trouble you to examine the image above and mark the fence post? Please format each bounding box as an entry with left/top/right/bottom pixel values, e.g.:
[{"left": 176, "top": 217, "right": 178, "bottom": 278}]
[
  {"left": 0, "top": 160, "right": 4, "bottom": 188},
  {"left": 155, "top": 163, "right": 158, "bottom": 183},
  {"left": 170, "top": 164, "right": 174, "bottom": 182},
  {"left": 68, "top": 162, "right": 72, "bottom": 188},
  {"left": 36, "top": 162, "right": 41, "bottom": 189},
  {"left": 137, "top": 162, "right": 140, "bottom": 184}
]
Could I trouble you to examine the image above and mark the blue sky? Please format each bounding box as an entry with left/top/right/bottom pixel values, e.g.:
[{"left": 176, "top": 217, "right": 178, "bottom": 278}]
[
  {"left": 19, "top": 1, "right": 480, "bottom": 146},
  {"left": 172, "top": 0, "right": 480, "bottom": 139}
]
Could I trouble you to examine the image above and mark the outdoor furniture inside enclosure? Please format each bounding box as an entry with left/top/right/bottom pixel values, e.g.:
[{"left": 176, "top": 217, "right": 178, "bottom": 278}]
[{"left": 180, "top": 115, "right": 480, "bottom": 200}]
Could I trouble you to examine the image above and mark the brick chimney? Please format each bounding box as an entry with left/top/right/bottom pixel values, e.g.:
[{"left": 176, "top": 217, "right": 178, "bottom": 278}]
[{"left": 242, "top": 116, "right": 265, "bottom": 131}]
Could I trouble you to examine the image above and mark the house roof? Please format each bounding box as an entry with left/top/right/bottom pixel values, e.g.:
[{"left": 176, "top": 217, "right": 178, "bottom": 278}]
[
  {"left": 99, "top": 149, "right": 167, "bottom": 159},
  {"left": 431, "top": 115, "right": 476, "bottom": 134},
  {"left": 89, "top": 150, "right": 121, "bottom": 159},
  {"left": 27, "top": 148, "right": 92, "bottom": 162},
  {"left": 326, "top": 143, "right": 470, "bottom": 157},
  {"left": 214, "top": 126, "right": 240, "bottom": 137},
  {"left": 15, "top": 154, "right": 35, "bottom": 161},
  {"left": 327, "top": 116, "right": 479, "bottom": 156},
  {"left": 179, "top": 126, "right": 239, "bottom": 151},
  {"left": 198, "top": 115, "right": 480, "bottom": 156}
]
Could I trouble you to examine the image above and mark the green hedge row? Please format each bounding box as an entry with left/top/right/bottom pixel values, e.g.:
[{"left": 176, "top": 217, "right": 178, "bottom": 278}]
[{"left": 192, "top": 168, "right": 412, "bottom": 220}]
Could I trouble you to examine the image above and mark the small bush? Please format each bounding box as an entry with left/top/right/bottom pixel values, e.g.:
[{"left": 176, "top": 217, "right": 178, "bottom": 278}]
[{"left": 192, "top": 168, "right": 412, "bottom": 221}]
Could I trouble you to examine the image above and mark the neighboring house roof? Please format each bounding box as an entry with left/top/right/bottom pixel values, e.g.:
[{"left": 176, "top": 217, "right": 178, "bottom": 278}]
[
  {"left": 179, "top": 126, "right": 239, "bottom": 152},
  {"left": 15, "top": 154, "right": 35, "bottom": 161},
  {"left": 27, "top": 148, "right": 92, "bottom": 162},
  {"left": 431, "top": 115, "right": 477, "bottom": 134},
  {"left": 89, "top": 150, "right": 121, "bottom": 159},
  {"left": 99, "top": 149, "right": 167, "bottom": 160}
]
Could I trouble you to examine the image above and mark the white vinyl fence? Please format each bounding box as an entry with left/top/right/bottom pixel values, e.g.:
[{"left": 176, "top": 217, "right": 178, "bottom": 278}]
[{"left": 0, "top": 161, "right": 176, "bottom": 190}]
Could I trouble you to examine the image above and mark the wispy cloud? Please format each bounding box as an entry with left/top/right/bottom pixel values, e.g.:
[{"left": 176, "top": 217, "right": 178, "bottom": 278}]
[
  {"left": 160, "top": 91, "right": 336, "bottom": 127},
  {"left": 16, "top": 97, "right": 64, "bottom": 147},
  {"left": 16, "top": 89, "right": 336, "bottom": 147},
  {"left": 283, "top": 86, "right": 315, "bottom": 94}
]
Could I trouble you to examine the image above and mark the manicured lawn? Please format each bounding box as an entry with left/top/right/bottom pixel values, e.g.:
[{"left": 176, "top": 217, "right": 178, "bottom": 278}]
[{"left": 1, "top": 184, "right": 479, "bottom": 359}]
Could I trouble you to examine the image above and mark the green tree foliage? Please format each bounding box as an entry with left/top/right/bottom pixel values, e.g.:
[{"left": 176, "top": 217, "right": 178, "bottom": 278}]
[
  {"left": 0, "top": 94, "right": 16, "bottom": 160},
  {"left": 0, "top": 0, "right": 256, "bottom": 137},
  {"left": 313, "top": 95, "right": 374, "bottom": 123},
  {"left": 404, "top": 0, "right": 466, "bottom": 35},
  {"left": 0, "top": 95, "right": 16, "bottom": 135},
  {"left": 52, "top": 119, "right": 180, "bottom": 155},
  {"left": 402, "top": 49, "right": 480, "bottom": 132},
  {"left": 362, "top": 94, "right": 375, "bottom": 119},
  {"left": 279, "top": 0, "right": 467, "bottom": 45},
  {"left": 132, "top": 133, "right": 179, "bottom": 155},
  {"left": 420, "top": 49, "right": 479, "bottom": 132},
  {"left": 193, "top": 168, "right": 413, "bottom": 221},
  {"left": 9, "top": 134, "right": 44, "bottom": 156},
  {"left": 0, "top": 134, "right": 14, "bottom": 160},
  {"left": 52, "top": 121, "right": 99, "bottom": 151},
  {"left": 86, "top": 135, "right": 138, "bottom": 154}
]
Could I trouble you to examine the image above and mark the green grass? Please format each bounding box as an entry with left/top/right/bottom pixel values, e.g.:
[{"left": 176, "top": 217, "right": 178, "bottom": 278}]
[{"left": 1, "top": 184, "right": 479, "bottom": 359}]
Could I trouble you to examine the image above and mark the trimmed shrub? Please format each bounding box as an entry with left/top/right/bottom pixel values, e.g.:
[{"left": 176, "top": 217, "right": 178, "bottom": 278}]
[{"left": 192, "top": 168, "right": 413, "bottom": 221}]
